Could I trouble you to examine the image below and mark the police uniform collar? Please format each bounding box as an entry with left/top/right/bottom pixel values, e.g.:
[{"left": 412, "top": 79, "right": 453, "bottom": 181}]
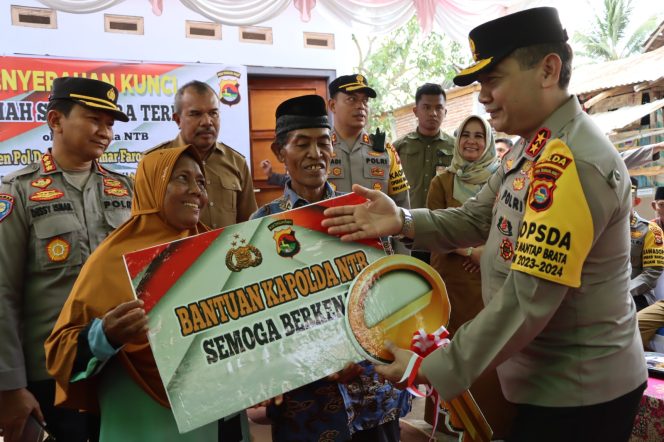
[
  {"left": 41, "top": 150, "right": 107, "bottom": 176},
  {"left": 408, "top": 129, "right": 454, "bottom": 144},
  {"left": 283, "top": 180, "right": 336, "bottom": 207},
  {"left": 519, "top": 95, "right": 580, "bottom": 162}
]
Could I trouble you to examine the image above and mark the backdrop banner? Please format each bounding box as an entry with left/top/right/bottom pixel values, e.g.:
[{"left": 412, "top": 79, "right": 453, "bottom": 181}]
[{"left": 0, "top": 56, "right": 249, "bottom": 177}]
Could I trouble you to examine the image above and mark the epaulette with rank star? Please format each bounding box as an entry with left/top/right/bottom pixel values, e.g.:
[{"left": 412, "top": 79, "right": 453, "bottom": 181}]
[
  {"left": 524, "top": 128, "right": 551, "bottom": 160},
  {"left": 41, "top": 153, "right": 58, "bottom": 173}
]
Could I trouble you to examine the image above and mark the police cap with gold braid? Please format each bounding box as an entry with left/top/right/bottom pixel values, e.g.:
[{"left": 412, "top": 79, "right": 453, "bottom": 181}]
[
  {"left": 329, "top": 74, "right": 377, "bottom": 98},
  {"left": 49, "top": 77, "right": 129, "bottom": 122},
  {"left": 453, "top": 7, "right": 568, "bottom": 87}
]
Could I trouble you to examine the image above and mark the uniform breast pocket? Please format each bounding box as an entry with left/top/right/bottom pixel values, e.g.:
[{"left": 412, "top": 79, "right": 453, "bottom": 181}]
[
  {"left": 33, "top": 214, "right": 83, "bottom": 269},
  {"left": 217, "top": 176, "right": 240, "bottom": 211},
  {"left": 362, "top": 160, "right": 389, "bottom": 182},
  {"left": 102, "top": 199, "right": 131, "bottom": 229}
]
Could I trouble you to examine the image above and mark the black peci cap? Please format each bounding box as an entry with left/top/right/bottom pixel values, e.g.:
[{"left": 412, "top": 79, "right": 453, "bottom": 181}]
[
  {"left": 49, "top": 77, "right": 129, "bottom": 122},
  {"left": 453, "top": 7, "right": 568, "bottom": 86},
  {"left": 275, "top": 95, "right": 330, "bottom": 138},
  {"left": 656, "top": 187, "right": 664, "bottom": 201},
  {"left": 329, "top": 74, "right": 377, "bottom": 98}
]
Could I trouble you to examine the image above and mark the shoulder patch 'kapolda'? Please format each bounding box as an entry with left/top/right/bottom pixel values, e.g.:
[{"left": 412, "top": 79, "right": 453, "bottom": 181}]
[{"left": 511, "top": 139, "right": 593, "bottom": 287}]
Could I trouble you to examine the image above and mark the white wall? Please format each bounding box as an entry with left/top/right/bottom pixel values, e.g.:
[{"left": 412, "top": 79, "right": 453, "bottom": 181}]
[{"left": 0, "top": 1, "right": 355, "bottom": 74}]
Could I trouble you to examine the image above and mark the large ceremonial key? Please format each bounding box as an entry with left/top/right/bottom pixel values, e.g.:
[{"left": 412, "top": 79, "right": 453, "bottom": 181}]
[
  {"left": 345, "top": 255, "right": 492, "bottom": 441},
  {"left": 440, "top": 391, "right": 493, "bottom": 442}
]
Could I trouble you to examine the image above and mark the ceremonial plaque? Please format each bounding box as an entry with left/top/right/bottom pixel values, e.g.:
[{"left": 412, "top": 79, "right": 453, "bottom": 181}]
[{"left": 123, "top": 193, "right": 386, "bottom": 432}]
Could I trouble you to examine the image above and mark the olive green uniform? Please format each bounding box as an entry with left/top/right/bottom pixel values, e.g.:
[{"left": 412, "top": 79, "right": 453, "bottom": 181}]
[
  {"left": 0, "top": 153, "right": 133, "bottom": 389},
  {"left": 393, "top": 129, "right": 455, "bottom": 209}
]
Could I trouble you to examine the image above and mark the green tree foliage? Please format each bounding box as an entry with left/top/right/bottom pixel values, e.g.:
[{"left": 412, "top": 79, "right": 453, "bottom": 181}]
[
  {"left": 353, "top": 16, "right": 470, "bottom": 138},
  {"left": 573, "top": 0, "right": 658, "bottom": 61}
]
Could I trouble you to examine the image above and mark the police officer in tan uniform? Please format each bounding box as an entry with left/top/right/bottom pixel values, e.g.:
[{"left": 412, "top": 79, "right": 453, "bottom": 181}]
[
  {"left": 629, "top": 177, "right": 664, "bottom": 310},
  {"left": 328, "top": 74, "right": 410, "bottom": 254},
  {"left": 145, "top": 80, "right": 257, "bottom": 229},
  {"left": 0, "top": 77, "right": 133, "bottom": 442},
  {"left": 324, "top": 8, "right": 647, "bottom": 441}
]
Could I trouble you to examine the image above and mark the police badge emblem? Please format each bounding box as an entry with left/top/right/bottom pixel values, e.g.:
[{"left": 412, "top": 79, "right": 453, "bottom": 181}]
[{"left": 225, "top": 234, "right": 262, "bottom": 272}]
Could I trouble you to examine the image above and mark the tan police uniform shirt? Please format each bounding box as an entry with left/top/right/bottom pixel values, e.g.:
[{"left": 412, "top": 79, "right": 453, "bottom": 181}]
[
  {"left": 328, "top": 129, "right": 410, "bottom": 209},
  {"left": 145, "top": 135, "right": 257, "bottom": 229},
  {"left": 393, "top": 129, "right": 455, "bottom": 209},
  {"left": 410, "top": 96, "right": 646, "bottom": 406},
  {"left": 0, "top": 153, "right": 133, "bottom": 388},
  {"left": 630, "top": 212, "right": 664, "bottom": 305}
]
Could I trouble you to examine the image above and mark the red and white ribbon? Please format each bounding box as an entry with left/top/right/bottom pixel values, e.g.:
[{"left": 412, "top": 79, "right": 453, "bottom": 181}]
[{"left": 398, "top": 326, "right": 450, "bottom": 441}]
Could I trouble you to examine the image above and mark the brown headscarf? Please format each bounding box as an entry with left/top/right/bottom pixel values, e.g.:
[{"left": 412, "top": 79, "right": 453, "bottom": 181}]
[{"left": 45, "top": 145, "right": 207, "bottom": 412}]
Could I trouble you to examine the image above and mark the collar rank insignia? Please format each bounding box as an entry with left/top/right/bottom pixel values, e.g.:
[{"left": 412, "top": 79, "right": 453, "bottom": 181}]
[
  {"left": 0, "top": 194, "right": 14, "bottom": 223},
  {"left": 226, "top": 233, "right": 262, "bottom": 272},
  {"left": 41, "top": 154, "right": 57, "bottom": 173},
  {"left": 362, "top": 133, "right": 371, "bottom": 144},
  {"left": 31, "top": 177, "right": 53, "bottom": 189},
  {"left": 30, "top": 189, "right": 64, "bottom": 202},
  {"left": 331, "top": 133, "right": 337, "bottom": 144},
  {"left": 525, "top": 128, "right": 551, "bottom": 159}
]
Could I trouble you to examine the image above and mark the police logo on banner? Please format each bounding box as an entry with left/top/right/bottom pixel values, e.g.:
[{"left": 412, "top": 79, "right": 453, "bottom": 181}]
[
  {"left": 268, "top": 219, "right": 301, "bottom": 258},
  {"left": 217, "top": 70, "right": 242, "bottom": 106}
]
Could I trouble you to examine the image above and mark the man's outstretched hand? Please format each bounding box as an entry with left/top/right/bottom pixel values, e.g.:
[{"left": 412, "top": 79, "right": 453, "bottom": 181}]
[{"left": 322, "top": 184, "right": 403, "bottom": 241}]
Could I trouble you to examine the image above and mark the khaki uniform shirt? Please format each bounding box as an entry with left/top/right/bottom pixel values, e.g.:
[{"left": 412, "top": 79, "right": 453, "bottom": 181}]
[
  {"left": 411, "top": 97, "right": 646, "bottom": 406},
  {"left": 0, "top": 153, "right": 133, "bottom": 387},
  {"left": 394, "top": 129, "right": 454, "bottom": 208},
  {"left": 630, "top": 211, "right": 664, "bottom": 305},
  {"left": 145, "top": 135, "right": 257, "bottom": 229},
  {"left": 328, "top": 129, "right": 410, "bottom": 209}
]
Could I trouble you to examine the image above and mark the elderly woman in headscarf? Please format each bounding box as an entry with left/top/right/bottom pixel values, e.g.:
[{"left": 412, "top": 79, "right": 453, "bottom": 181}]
[
  {"left": 426, "top": 115, "right": 514, "bottom": 438},
  {"left": 45, "top": 146, "right": 248, "bottom": 441}
]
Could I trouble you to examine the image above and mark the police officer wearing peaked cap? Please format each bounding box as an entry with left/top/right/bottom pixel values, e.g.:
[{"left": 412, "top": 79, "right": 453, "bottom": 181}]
[
  {"left": 0, "top": 77, "right": 133, "bottom": 442},
  {"left": 323, "top": 7, "right": 648, "bottom": 441},
  {"left": 327, "top": 74, "right": 411, "bottom": 255}
]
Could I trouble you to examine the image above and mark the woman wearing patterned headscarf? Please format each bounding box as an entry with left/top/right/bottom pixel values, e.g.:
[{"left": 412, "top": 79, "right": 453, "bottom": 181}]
[{"left": 426, "top": 115, "right": 514, "bottom": 438}]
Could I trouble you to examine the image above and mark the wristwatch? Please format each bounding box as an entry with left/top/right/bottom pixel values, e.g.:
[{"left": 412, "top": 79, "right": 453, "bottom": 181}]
[{"left": 395, "top": 208, "right": 414, "bottom": 240}]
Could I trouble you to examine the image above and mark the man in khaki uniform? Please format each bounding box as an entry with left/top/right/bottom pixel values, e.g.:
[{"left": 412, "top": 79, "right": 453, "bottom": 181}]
[
  {"left": 324, "top": 8, "right": 646, "bottom": 441},
  {"left": 145, "top": 80, "right": 257, "bottom": 229},
  {"left": 0, "top": 77, "right": 133, "bottom": 442},
  {"left": 393, "top": 83, "right": 455, "bottom": 210}
]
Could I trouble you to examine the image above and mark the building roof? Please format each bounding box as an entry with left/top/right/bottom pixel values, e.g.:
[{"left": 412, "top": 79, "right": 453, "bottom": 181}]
[
  {"left": 569, "top": 45, "right": 664, "bottom": 95},
  {"left": 588, "top": 98, "right": 664, "bottom": 134},
  {"left": 644, "top": 20, "right": 664, "bottom": 52}
]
